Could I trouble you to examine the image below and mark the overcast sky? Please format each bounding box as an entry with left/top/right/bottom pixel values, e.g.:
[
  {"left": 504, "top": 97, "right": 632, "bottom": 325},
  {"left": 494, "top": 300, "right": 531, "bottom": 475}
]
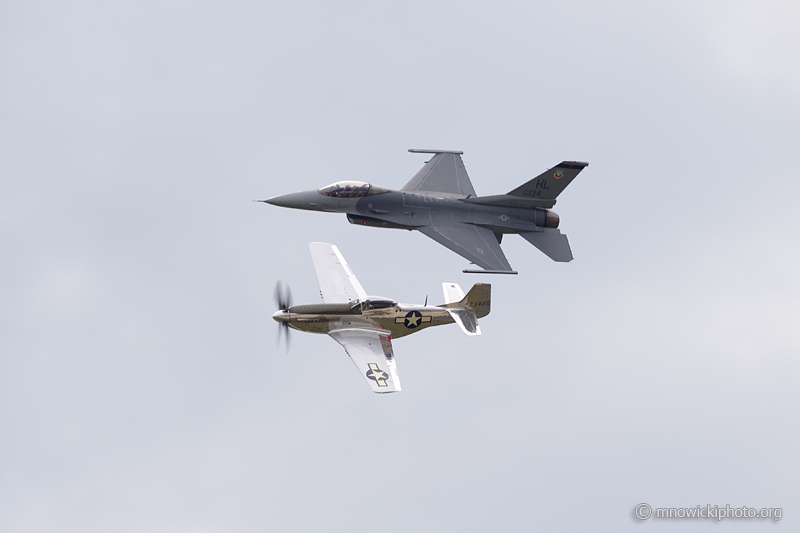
[{"left": 2, "top": 1, "right": 799, "bottom": 531}]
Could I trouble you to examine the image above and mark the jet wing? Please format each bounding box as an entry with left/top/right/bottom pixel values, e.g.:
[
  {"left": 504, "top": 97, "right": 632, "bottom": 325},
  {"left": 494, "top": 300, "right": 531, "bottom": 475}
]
[
  {"left": 308, "top": 242, "right": 368, "bottom": 303},
  {"left": 328, "top": 329, "right": 401, "bottom": 393},
  {"left": 401, "top": 150, "right": 476, "bottom": 197},
  {"left": 417, "top": 224, "right": 514, "bottom": 272}
]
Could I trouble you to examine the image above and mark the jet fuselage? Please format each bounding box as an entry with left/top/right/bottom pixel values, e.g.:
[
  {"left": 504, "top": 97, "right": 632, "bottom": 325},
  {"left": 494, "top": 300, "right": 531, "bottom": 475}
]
[
  {"left": 264, "top": 152, "right": 586, "bottom": 272},
  {"left": 266, "top": 188, "right": 560, "bottom": 235}
]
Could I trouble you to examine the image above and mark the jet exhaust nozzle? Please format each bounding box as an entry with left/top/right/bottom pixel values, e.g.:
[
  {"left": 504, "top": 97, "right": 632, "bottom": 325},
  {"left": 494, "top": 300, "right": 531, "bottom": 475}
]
[{"left": 545, "top": 210, "right": 559, "bottom": 228}]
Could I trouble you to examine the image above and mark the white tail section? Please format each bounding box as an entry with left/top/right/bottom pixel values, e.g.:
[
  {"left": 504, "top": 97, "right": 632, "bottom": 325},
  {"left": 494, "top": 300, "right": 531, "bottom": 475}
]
[
  {"left": 446, "top": 309, "right": 481, "bottom": 336},
  {"left": 442, "top": 282, "right": 465, "bottom": 304}
]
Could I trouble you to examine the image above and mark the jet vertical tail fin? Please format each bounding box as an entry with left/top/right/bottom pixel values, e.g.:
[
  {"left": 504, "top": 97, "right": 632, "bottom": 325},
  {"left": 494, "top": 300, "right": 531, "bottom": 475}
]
[{"left": 507, "top": 161, "right": 588, "bottom": 202}]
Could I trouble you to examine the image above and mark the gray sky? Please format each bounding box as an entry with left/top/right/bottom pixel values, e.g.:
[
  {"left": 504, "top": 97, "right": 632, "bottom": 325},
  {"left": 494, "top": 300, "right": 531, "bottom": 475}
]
[{"left": 2, "top": 1, "right": 799, "bottom": 531}]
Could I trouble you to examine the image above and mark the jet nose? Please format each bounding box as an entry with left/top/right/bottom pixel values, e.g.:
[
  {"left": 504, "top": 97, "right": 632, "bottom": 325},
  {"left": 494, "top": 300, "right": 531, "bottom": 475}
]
[{"left": 264, "top": 191, "right": 315, "bottom": 210}]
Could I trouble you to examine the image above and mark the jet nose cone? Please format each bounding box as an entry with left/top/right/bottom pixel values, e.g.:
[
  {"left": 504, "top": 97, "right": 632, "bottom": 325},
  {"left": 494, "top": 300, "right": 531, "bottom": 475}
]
[{"left": 264, "top": 191, "right": 313, "bottom": 210}]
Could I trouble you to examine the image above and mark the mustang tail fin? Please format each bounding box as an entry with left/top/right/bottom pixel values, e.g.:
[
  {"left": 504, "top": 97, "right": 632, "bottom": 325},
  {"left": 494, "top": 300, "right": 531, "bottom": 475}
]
[{"left": 439, "top": 283, "right": 491, "bottom": 336}]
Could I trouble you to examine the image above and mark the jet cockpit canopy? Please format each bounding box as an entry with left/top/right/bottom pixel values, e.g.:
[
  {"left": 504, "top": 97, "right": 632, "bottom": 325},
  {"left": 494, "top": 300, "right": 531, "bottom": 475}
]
[{"left": 319, "top": 181, "right": 389, "bottom": 198}]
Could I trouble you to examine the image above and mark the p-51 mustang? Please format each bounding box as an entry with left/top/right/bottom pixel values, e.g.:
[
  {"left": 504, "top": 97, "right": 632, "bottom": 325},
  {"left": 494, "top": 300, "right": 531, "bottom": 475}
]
[
  {"left": 273, "top": 242, "right": 490, "bottom": 393},
  {"left": 264, "top": 150, "right": 587, "bottom": 274}
]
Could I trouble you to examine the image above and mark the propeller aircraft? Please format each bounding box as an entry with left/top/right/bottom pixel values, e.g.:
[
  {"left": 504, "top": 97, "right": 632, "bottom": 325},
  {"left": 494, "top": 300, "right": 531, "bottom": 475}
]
[{"left": 273, "top": 242, "right": 490, "bottom": 393}]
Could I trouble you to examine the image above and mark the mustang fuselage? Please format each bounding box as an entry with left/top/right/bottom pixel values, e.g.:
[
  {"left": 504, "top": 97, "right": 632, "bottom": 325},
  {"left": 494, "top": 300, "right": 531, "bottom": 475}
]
[{"left": 272, "top": 298, "right": 455, "bottom": 339}]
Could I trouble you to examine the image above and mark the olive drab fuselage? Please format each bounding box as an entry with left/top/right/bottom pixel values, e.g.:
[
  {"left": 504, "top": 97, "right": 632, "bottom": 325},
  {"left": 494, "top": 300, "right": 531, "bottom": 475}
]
[{"left": 273, "top": 298, "right": 455, "bottom": 339}]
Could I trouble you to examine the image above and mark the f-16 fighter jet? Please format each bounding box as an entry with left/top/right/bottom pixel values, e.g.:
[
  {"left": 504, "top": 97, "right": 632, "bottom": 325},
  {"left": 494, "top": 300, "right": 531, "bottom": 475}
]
[
  {"left": 273, "top": 242, "right": 490, "bottom": 393},
  {"left": 264, "top": 150, "right": 587, "bottom": 274}
]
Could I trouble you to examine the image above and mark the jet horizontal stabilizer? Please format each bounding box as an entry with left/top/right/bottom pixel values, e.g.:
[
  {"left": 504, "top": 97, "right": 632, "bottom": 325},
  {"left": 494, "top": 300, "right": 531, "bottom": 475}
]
[{"left": 519, "top": 229, "right": 573, "bottom": 262}]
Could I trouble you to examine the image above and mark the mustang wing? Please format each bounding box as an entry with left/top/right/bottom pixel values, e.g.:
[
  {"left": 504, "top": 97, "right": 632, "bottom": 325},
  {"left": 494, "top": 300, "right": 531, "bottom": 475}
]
[
  {"left": 417, "top": 224, "right": 514, "bottom": 272},
  {"left": 308, "top": 242, "right": 368, "bottom": 303},
  {"left": 401, "top": 150, "right": 476, "bottom": 196},
  {"left": 328, "top": 329, "right": 401, "bottom": 393}
]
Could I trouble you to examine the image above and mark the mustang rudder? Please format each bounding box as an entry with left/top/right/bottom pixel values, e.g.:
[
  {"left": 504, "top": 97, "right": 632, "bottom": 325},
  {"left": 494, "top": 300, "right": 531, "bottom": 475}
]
[
  {"left": 464, "top": 283, "right": 491, "bottom": 318},
  {"left": 440, "top": 283, "right": 491, "bottom": 318}
]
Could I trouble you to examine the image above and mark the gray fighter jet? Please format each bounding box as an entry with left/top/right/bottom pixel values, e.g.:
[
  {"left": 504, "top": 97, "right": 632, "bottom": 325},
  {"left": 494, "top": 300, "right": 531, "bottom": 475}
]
[
  {"left": 264, "top": 150, "right": 588, "bottom": 273},
  {"left": 274, "top": 242, "right": 490, "bottom": 393}
]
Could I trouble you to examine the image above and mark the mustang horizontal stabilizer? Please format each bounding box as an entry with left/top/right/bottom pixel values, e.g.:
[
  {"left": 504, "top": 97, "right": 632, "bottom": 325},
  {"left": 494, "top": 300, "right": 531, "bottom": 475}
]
[
  {"left": 329, "top": 329, "right": 401, "bottom": 393},
  {"left": 446, "top": 309, "right": 480, "bottom": 336},
  {"left": 308, "top": 242, "right": 368, "bottom": 303},
  {"left": 417, "top": 224, "right": 514, "bottom": 272},
  {"left": 401, "top": 150, "right": 477, "bottom": 197},
  {"left": 519, "top": 229, "right": 573, "bottom": 262}
]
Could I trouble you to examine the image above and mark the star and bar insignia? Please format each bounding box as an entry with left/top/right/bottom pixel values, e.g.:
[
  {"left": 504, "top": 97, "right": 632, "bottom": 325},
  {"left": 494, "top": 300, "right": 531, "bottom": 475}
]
[
  {"left": 366, "top": 363, "right": 389, "bottom": 387},
  {"left": 395, "top": 310, "right": 432, "bottom": 329}
]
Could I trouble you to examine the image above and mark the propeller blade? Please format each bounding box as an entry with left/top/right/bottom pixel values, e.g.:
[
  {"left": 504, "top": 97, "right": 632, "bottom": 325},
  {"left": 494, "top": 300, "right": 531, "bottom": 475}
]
[
  {"left": 274, "top": 280, "right": 283, "bottom": 310},
  {"left": 274, "top": 279, "right": 293, "bottom": 351},
  {"left": 285, "top": 284, "right": 293, "bottom": 310},
  {"left": 274, "top": 280, "right": 293, "bottom": 311}
]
